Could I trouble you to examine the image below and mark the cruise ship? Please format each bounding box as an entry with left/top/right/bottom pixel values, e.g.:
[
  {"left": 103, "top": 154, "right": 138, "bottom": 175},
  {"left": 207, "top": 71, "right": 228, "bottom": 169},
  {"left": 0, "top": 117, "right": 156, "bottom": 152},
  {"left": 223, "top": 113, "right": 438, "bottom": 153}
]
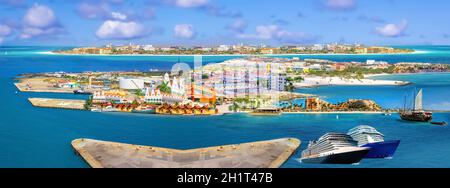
[
  {"left": 301, "top": 133, "right": 370, "bottom": 164},
  {"left": 347, "top": 125, "right": 400, "bottom": 158}
]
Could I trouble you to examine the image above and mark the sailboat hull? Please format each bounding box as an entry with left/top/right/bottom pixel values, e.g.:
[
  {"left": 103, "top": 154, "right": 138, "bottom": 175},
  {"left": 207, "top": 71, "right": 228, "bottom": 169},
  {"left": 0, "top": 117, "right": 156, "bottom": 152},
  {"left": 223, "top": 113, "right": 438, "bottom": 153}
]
[{"left": 400, "top": 111, "right": 432, "bottom": 122}]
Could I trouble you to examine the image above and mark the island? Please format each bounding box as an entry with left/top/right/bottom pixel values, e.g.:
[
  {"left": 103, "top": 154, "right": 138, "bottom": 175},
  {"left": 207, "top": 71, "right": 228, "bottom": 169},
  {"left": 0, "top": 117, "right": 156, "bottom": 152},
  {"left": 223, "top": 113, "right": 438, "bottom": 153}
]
[
  {"left": 52, "top": 43, "right": 414, "bottom": 55},
  {"left": 15, "top": 57, "right": 450, "bottom": 115}
]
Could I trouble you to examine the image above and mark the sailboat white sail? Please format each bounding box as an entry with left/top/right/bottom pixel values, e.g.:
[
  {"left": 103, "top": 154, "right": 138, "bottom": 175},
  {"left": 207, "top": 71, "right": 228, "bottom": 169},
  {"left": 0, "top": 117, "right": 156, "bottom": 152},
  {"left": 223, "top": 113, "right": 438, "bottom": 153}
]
[{"left": 414, "top": 89, "right": 423, "bottom": 111}]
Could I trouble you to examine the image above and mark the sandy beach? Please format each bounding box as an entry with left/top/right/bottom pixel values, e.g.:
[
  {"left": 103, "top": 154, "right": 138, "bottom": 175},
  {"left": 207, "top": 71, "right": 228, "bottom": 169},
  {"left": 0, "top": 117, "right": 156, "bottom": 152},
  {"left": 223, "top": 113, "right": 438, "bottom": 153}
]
[{"left": 294, "top": 76, "right": 410, "bottom": 87}]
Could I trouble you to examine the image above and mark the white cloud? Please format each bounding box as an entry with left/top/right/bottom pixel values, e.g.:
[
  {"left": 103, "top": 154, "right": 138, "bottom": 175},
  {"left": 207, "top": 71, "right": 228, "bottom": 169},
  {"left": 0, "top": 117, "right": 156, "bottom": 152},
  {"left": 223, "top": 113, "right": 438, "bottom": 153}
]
[
  {"left": 0, "top": 24, "right": 12, "bottom": 36},
  {"left": 110, "top": 12, "right": 127, "bottom": 21},
  {"left": 24, "top": 4, "right": 57, "bottom": 28},
  {"left": 96, "top": 20, "right": 146, "bottom": 39},
  {"left": 322, "top": 0, "right": 357, "bottom": 11},
  {"left": 174, "top": 0, "right": 209, "bottom": 8},
  {"left": 174, "top": 24, "right": 195, "bottom": 39},
  {"left": 0, "top": 24, "right": 12, "bottom": 44},
  {"left": 20, "top": 4, "right": 64, "bottom": 39},
  {"left": 375, "top": 20, "right": 408, "bottom": 38},
  {"left": 226, "top": 19, "right": 247, "bottom": 33},
  {"left": 77, "top": 2, "right": 110, "bottom": 19},
  {"left": 238, "top": 25, "right": 317, "bottom": 44}
]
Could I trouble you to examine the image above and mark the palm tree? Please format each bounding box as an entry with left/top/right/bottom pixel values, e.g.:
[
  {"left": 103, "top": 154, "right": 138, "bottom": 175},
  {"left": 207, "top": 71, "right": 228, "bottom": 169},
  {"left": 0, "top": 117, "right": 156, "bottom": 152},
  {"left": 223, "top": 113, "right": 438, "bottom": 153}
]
[{"left": 157, "top": 82, "right": 171, "bottom": 94}]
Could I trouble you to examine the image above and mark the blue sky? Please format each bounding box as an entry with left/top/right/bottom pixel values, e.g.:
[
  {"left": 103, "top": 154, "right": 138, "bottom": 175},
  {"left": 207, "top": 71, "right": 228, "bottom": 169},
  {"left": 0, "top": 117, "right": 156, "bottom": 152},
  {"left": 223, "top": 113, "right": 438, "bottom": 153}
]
[{"left": 0, "top": 0, "right": 449, "bottom": 46}]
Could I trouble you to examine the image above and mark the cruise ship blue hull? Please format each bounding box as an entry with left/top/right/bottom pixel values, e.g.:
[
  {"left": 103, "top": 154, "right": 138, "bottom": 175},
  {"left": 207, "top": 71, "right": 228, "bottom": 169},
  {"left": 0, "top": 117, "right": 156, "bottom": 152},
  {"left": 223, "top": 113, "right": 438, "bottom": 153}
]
[
  {"left": 301, "top": 149, "right": 369, "bottom": 164},
  {"left": 361, "top": 140, "right": 400, "bottom": 158}
]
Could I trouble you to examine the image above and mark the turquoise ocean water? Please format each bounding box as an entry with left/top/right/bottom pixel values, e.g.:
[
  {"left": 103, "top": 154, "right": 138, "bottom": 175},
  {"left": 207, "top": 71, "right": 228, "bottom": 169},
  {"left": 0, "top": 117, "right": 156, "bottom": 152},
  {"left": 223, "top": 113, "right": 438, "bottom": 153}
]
[{"left": 1, "top": 46, "right": 450, "bottom": 168}]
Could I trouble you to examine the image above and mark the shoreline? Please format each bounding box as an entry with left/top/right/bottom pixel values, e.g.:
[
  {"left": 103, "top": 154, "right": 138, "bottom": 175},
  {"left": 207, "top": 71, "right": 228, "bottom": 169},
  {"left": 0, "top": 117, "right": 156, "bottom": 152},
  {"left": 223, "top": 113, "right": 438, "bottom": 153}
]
[
  {"left": 40, "top": 50, "right": 423, "bottom": 57},
  {"left": 293, "top": 76, "right": 410, "bottom": 88},
  {"left": 366, "top": 72, "right": 450, "bottom": 78}
]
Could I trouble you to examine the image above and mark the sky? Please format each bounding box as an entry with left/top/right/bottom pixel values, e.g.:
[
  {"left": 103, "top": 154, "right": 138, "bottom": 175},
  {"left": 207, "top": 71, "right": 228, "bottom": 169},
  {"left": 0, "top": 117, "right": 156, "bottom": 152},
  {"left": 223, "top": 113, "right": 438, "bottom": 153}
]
[{"left": 0, "top": 0, "right": 449, "bottom": 46}]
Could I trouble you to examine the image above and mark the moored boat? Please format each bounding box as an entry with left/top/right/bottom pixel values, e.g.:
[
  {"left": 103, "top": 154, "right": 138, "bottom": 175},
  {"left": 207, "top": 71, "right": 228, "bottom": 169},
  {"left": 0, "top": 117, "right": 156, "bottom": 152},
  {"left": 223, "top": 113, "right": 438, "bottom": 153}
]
[
  {"left": 348, "top": 125, "right": 400, "bottom": 158},
  {"left": 400, "top": 88, "right": 432, "bottom": 122},
  {"left": 73, "top": 89, "right": 92, "bottom": 95},
  {"left": 431, "top": 121, "right": 447, "bottom": 126},
  {"left": 131, "top": 106, "right": 156, "bottom": 114},
  {"left": 301, "top": 133, "right": 369, "bottom": 164},
  {"left": 249, "top": 107, "right": 282, "bottom": 116}
]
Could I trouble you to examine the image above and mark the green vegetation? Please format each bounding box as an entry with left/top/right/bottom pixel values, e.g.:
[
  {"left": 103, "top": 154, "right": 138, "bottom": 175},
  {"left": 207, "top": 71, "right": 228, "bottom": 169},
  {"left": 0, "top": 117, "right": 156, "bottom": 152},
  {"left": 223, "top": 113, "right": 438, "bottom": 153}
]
[
  {"left": 131, "top": 89, "right": 144, "bottom": 97},
  {"left": 307, "top": 65, "right": 395, "bottom": 79},
  {"left": 293, "top": 76, "right": 304, "bottom": 82},
  {"left": 157, "top": 82, "right": 171, "bottom": 94},
  {"left": 84, "top": 96, "right": 93, "bottom": 110},
  {"left": 284, "top": 77, "right": 295, "bottom": 92}
]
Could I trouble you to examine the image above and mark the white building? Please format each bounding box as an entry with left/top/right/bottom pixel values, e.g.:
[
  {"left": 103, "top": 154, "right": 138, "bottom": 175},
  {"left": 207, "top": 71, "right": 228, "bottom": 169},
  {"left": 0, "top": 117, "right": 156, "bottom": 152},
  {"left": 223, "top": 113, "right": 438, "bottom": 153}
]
[
  {"left": 311, "top": 44, "right": 324, "bottom": 51},
  {"left": 293, "top": 61, "right": 306, "bottom": 71},
  {"left": 366, "top": 60, "right": 388, "bottom": 65},
  {"left": 119, "top": 78, "right": 145, "bottom": 90},
  {"left": 144, "top": 87, "right": 162, "bottom": 104},
  {"left": 217, "top": 45, "right": 231, "bottom": 52},
  {"left": 92, "top": 91, "right": 126, "bottom": 103},
  {"left": 170, "top": 76, "right": 186, "bottom": 96},
  {"left": 143, "top": 45, "right": 156, "bottom": 51}
]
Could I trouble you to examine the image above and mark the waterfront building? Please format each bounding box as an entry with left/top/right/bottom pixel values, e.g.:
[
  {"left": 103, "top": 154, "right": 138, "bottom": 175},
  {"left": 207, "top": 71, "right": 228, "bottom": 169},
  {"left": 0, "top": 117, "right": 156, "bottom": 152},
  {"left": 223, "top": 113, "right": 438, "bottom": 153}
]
[
  {"left": 119, "top": 77, "right": 145, "bottom": 90},
  {"left": 199, "top": 58, "right": 287, "bottom": 99},
  {"left": 355, "top": 47, "right": 368, "bottom": 54},
  {"left": 99, "top": 47, "right": 112, "bottom": 54},
  {"left": 142, "top": 45, "right": 155, "bottom": 51},
  {"left": 260, "top": 48, "right": 278, "bottom": 54},
  {"left": 217, "top": 45, "right": 231, "bottom": 52},
  {"left": 306, "top": 64, "right": 323, "bottom": 70},
  {"left": 170, "top": 76, "right": 186, "bottom": 96},
  {"left": 292, "top": 61, "right": 307, "bottom": 72},
  {"left": 156, "top": 103, "right": 217, "bottom": 115},
  {"left": 92, "top": 90, "right": 127, "bottom": 103},
  {"left": 143, "top": 87, "right": 162, "bottom": 104},
  {"left": 57, "top": 81, "right": 79, "bottom": 88},
  {"left": 311, "top": 44, "right": 324, "bottom": 51}
]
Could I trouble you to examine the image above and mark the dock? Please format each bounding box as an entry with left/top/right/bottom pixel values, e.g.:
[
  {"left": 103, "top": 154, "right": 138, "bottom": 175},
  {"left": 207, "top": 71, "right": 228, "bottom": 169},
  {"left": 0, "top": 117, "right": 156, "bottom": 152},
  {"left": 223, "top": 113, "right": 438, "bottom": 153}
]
[
  {"left": 71, "top": 138, "right": 301, "bottom": 168},
  {"left": 14, "top": 77, "right": 75, "bottom": 93},
  {"left": 28, "top": 98, "right": 86, "bottom": 110}
]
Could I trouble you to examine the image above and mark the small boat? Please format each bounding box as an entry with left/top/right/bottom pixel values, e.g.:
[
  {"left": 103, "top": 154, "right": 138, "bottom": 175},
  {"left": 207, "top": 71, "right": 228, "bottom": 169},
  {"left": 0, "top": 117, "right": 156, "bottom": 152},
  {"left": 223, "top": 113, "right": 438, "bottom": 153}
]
[
  {"left": 348, "top": 125, "right": 400, "bottom": 159},
  {"left": 431, "top": 121, "right": 447, "bottom": 126},
  {"left": 132, "top": 107, "right": 156, "bottom": 114},
  {"left": 400, "top": 88, "right": 432, "bottom": 122},
  {"left": 301, "top": 133, "right": 369, "bottom": 164},
  {"left": 73, "top": 89, "right": 92, "bottom": 95},
  {"left": 249, "top": 107, "right": 281, "bottom": 116},
  {"left": 90, "top": 108, "right": 102, "bottom": 112}
]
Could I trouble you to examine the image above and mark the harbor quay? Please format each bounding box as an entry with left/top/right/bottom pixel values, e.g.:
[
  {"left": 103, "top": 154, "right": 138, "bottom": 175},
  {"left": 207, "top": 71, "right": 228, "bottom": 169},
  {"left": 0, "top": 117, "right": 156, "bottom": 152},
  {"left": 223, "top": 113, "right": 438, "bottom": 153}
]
[
  {"left": 28, "top": 98, "right": 86, "bottom": 110},
  {"left": 71, "top": 138, "right": 301, "bottom": 168}
]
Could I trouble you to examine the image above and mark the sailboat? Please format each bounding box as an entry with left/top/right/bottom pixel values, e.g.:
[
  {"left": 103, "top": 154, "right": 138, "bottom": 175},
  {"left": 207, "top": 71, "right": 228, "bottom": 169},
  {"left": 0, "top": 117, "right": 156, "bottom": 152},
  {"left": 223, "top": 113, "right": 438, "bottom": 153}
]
[{"left": 400, "top": 88, "right": 432, "bottom": 122}]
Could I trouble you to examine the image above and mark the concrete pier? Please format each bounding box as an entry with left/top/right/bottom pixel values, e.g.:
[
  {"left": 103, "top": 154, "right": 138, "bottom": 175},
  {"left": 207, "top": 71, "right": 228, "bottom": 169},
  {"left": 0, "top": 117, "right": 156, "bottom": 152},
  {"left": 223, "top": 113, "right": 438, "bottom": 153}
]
[
  {"left": 29, "top": 98, "right": 86, "bottom": 110},
  {"left": 72, "top": 138, "right": 300, "bottom": 168}
]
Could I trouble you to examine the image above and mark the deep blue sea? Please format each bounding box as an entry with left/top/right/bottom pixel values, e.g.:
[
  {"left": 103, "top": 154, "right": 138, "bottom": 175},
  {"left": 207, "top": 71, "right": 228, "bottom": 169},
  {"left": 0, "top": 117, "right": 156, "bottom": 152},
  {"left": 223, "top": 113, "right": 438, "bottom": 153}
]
[{"left": 1, "top": 46, "right": 450, "bottom": 168}]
